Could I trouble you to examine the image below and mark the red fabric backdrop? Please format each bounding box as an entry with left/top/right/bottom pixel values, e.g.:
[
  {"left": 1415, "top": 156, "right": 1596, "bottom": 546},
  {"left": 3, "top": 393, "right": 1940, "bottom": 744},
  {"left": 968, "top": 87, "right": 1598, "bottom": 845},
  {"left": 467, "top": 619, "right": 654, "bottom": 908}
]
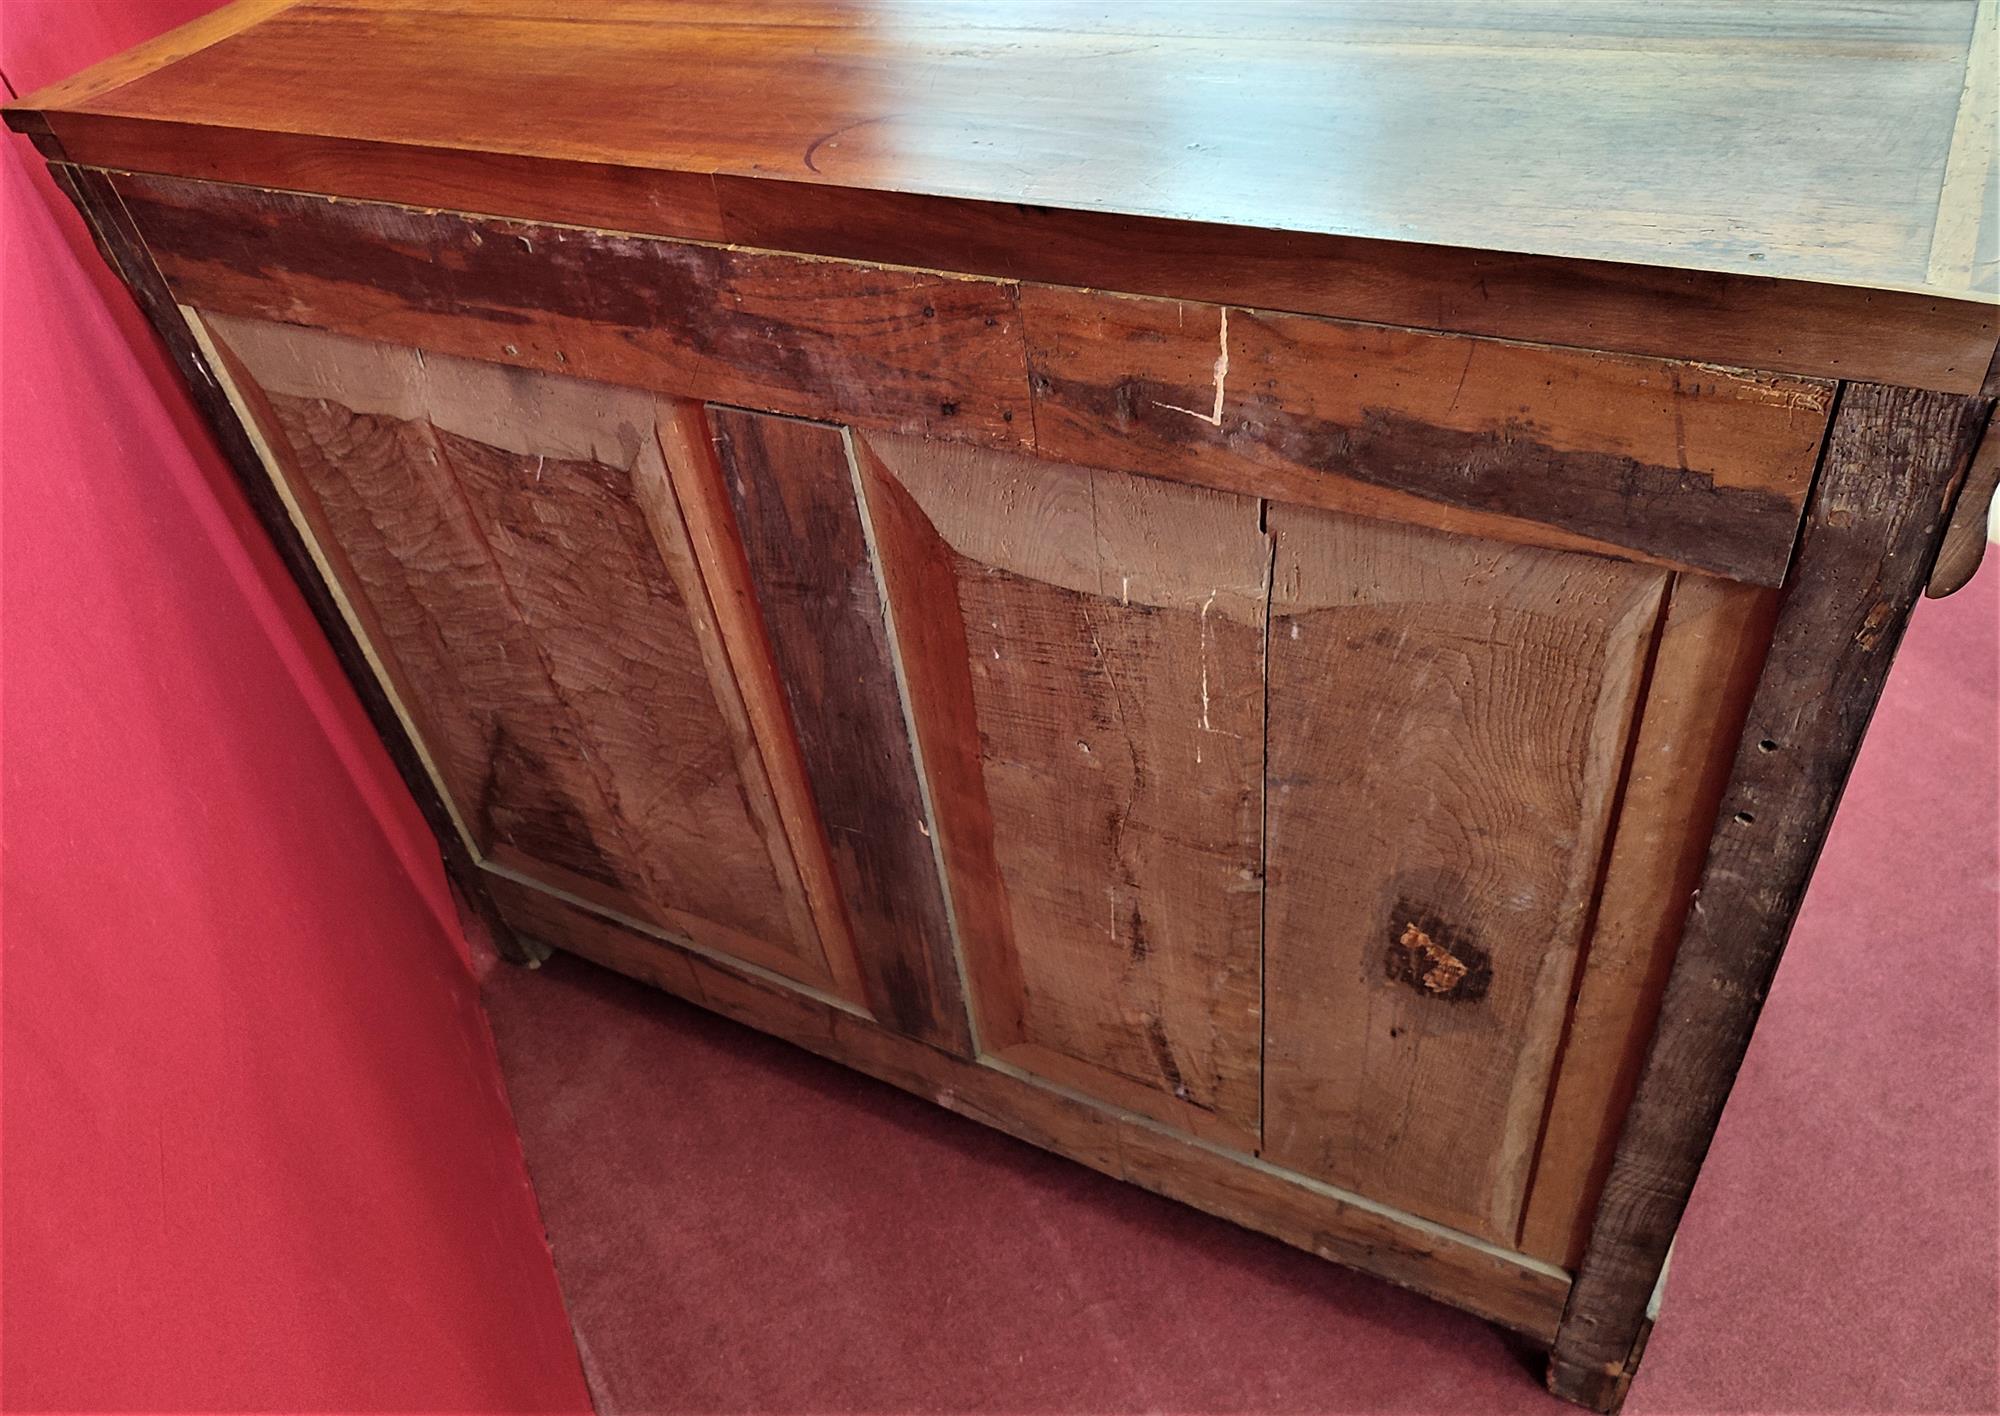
[{"left": 1, "top": 3, "right": 591, "bottom": 1407}]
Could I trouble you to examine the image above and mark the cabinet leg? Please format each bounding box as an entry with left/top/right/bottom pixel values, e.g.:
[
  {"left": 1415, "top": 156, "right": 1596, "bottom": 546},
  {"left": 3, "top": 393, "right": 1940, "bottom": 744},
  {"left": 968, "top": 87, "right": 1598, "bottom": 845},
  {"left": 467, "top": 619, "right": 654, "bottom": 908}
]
[{"left": 1546, "top": 1314, "right": 1652, "bottom": 1414}]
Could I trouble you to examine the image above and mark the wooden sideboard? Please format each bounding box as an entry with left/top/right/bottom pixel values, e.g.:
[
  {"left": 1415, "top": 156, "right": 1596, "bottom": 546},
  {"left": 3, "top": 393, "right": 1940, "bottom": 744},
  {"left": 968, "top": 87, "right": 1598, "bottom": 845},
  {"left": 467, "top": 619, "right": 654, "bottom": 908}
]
[{"left": 11, "top": 3, "right": 1996, "bottom": 1408}]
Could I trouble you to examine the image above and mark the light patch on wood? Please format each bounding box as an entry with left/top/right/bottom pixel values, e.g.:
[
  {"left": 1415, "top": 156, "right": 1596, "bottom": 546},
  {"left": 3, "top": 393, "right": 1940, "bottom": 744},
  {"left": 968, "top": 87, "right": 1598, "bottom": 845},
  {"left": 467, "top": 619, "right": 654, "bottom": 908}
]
[
  {"left": 204, "top": 310, "right": 653, "bottom": 466},
  {"left": 864, "top": 430, "right": 1266, "bottom": 624},
  {"left": 1397, "top": 923, "right": 1468, "bottom": 995},
  {"left": 1154, "top": 303, "right": 1229, "bottom": 426},
  {"left": 1927, "top": 0, "right": 1999, "bottom": 292}
]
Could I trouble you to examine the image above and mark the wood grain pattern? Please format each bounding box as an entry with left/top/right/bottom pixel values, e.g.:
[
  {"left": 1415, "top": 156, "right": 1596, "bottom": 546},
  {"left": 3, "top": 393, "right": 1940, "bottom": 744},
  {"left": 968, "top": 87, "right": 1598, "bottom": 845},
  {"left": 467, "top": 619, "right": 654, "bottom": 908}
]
[
  {"left": 708, "top": 408, "right": 972, "bottom": 1055},
  {"left": 203, "top": 314, "right": 839, "bottom": 989},
  {"left": 1516, "top": 575, "right": 1779, "bottom": 1267},
  {"left": 856, "top": 431, "right": 1269, "bottom": 1148},
  {"left": 28, "top": 116, "right": 1991, "bottom": 394},
  {"left": 7, "top": 0, "right": 298, "bottom": 114},
  {"left": 16, "top": 0, "right": 1995, "bottom": 300},
  {"left": 114, "top": 172, "right": 1029, "bottom": 448},
  {"left": 484, "top": 873, "right": 1573, "bottom": 1344},
  {"left": 1024, "top": 285, "right": 1832, "bottom": 586},
  {"left": 45, "top": 112, "right": 731, "bottom": 242},
  {"left": 1260, "top": 506, "right": 1667, "bottom": 1244},
  {"left": 114, "top": 173, "right": 1857, "bottom": 582},
  {"left": 1549, "top": 382, "right": 1990, "bottom": 1407}
]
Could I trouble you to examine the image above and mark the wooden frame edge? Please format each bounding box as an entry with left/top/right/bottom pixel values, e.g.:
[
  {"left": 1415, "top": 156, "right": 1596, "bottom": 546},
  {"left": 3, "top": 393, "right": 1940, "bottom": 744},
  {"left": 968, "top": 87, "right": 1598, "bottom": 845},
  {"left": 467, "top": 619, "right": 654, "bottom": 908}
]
[
  {"left": 1546, "top": 380, "right": 1993, "bottom": 1412},
  {"left": 14, "top": 116, "right": 1993, "bottom": 394},
  {"left": 2, "top": 0, "right": 302, "bottom": 119},
  {"left": 41, "top": 160, "right": 540, "bottom": 967},
  {"left": 104, "top": 168, "right": 1840, "bottom": 590}
]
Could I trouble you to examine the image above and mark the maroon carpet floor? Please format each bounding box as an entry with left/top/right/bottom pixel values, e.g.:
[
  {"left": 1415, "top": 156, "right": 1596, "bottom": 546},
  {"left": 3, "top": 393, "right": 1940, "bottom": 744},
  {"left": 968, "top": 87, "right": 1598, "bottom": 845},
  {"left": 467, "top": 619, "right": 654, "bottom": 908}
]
[{"left": 482, "top": 570, "right": 1998, "bottom": 1415}]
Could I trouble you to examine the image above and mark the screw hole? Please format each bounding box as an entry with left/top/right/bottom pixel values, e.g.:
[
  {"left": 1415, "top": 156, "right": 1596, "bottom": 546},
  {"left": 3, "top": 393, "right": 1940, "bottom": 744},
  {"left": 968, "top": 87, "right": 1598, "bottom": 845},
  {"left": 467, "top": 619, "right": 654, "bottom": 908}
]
[
  {"left": 1758, "top": 739, "right": 1778, "bottom": 753},
  {"left": 1734, "top": 811, "right": 1756, "bottom": 825}
]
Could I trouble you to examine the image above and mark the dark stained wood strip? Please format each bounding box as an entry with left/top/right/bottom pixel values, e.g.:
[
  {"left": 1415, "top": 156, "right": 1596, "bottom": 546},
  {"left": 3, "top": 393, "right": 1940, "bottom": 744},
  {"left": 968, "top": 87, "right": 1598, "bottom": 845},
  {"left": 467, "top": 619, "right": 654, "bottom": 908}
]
[
  {"left": 42, "top": 161, "right": 537, "bottom": 964},
  {"left": 110, "top": 170, "right": 1030, "bottom": 448},
  {"left": 1548, "top": 381, "right": 1991, "bottom": 1409},
  {"left": 1023, "top": 284, "right": 1834, "bottom": 587},
  {"left": 707, "top": 407, "right": 973, "bottom": 1056},
  {"left": 484, "top": 872, "right": 1573, "bottom": 1344},
  {"left": 654, "top": 400, "right": 874, "bottom": 1006}
]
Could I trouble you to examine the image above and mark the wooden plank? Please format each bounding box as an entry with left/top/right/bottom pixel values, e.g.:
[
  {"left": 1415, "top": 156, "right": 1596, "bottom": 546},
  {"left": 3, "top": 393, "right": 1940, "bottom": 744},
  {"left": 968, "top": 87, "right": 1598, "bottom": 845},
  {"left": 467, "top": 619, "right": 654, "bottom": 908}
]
[
  {"left": 846, "top": 436, "right": 1029, "bottom": 1049},
  {"left": 855, "top": 431, "right": 1268, "bottom": 1149},
  {"left": 4, "top": 0, "right": 300, "bottom": 113},
  {"left": 45, "top": 113, "right": 730, "bottom": 243},
  {"left": 203, "top": 313, "right": 839, "bottom": 989},
  {"left": 1110, "top": 1119, "right": 1567, "bottom": 1345},
  {"left": 708, "top": 408, "right": 973, "bottom": 1054},
  {"left": 1260, "top": 506, "right": 1667, "bottom": 1244},
  {"left": 433, "top": 397, "right": 821, "bottom": 964},
  {"left": 37, "top": 163, "right": 536, "bottom": 965},
  {"left": 1023, "top": 285, "right": 1832, "bottom": 586},
  {"left": 29, "top": 114, "right": 1991, "bottom": 393},
  {"left": 487, "top": 874, "right": 1573, "bottom": 1345},
  {"left": 198, "top": 315, "right": 582, "bottom": 874},
  {"left": 1549, "top": 381, "right": 1991, "bottom": 1409},
  {"left": 713, "top": 176, "right": 1998, "bottom": 397},
  {"left": 115, "top": 173, "right": 1865, "bottom": 582},
  {"left": 111, "top": 171, "right": 1030, "bottom": 449},
  {"left": 14, "top": 0, "right": 1993, "bottom": 301},
  {"left": 1516, "top": 575, "right": 1780, "bottom": 1267}
]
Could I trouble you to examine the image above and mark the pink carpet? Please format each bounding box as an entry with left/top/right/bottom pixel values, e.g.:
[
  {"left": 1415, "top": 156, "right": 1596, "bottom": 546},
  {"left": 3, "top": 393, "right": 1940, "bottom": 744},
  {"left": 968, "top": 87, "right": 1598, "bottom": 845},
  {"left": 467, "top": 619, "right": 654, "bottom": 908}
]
[{"left": 482, "top": 570, "right": 1998, "bottom": 1414}]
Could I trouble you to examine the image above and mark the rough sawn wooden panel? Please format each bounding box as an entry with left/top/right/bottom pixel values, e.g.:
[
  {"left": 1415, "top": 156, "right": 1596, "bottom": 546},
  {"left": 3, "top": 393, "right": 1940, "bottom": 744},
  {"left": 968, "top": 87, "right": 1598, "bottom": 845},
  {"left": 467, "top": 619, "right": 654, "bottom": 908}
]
[
  {"left": 1260, "top": 506, "right": 1667, "bottom": 1244},
  {"left": 202, "top": 312, "right": 836, "bottom": 987},
  {"left": 856, "top": 431, "right": 1269, "bottom": 1148}
]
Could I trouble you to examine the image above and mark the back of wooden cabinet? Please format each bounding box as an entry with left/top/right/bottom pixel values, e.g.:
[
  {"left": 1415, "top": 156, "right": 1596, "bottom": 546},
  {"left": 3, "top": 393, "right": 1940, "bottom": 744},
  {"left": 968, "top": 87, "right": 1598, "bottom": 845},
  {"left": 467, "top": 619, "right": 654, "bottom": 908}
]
[{"left": 168, "top": 216, "right": 1786, "bottom": 1269}]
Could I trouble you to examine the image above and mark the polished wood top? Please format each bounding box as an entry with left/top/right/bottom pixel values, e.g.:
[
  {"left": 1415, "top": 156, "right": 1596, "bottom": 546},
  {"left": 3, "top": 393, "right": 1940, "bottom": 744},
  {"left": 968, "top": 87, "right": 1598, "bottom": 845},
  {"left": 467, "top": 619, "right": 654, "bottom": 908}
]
[{"left": 10, "top": 0, "right": 1997, "bottom": 304}]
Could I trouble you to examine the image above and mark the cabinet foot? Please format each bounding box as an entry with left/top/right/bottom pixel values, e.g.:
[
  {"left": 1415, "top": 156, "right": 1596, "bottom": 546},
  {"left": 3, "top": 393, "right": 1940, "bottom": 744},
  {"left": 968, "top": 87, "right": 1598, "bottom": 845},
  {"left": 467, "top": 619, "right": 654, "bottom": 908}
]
[{"left": 1546, "top": 1347, "right": 1640, "bottom": 1414}]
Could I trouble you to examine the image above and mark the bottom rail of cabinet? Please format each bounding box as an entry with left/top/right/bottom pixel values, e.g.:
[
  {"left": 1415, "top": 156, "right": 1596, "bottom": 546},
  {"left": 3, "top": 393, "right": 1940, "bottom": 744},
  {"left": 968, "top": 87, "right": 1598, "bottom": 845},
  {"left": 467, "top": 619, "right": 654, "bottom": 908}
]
[{"left": 484, "top": 872, "right": 1574, "bottom": 1350}]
